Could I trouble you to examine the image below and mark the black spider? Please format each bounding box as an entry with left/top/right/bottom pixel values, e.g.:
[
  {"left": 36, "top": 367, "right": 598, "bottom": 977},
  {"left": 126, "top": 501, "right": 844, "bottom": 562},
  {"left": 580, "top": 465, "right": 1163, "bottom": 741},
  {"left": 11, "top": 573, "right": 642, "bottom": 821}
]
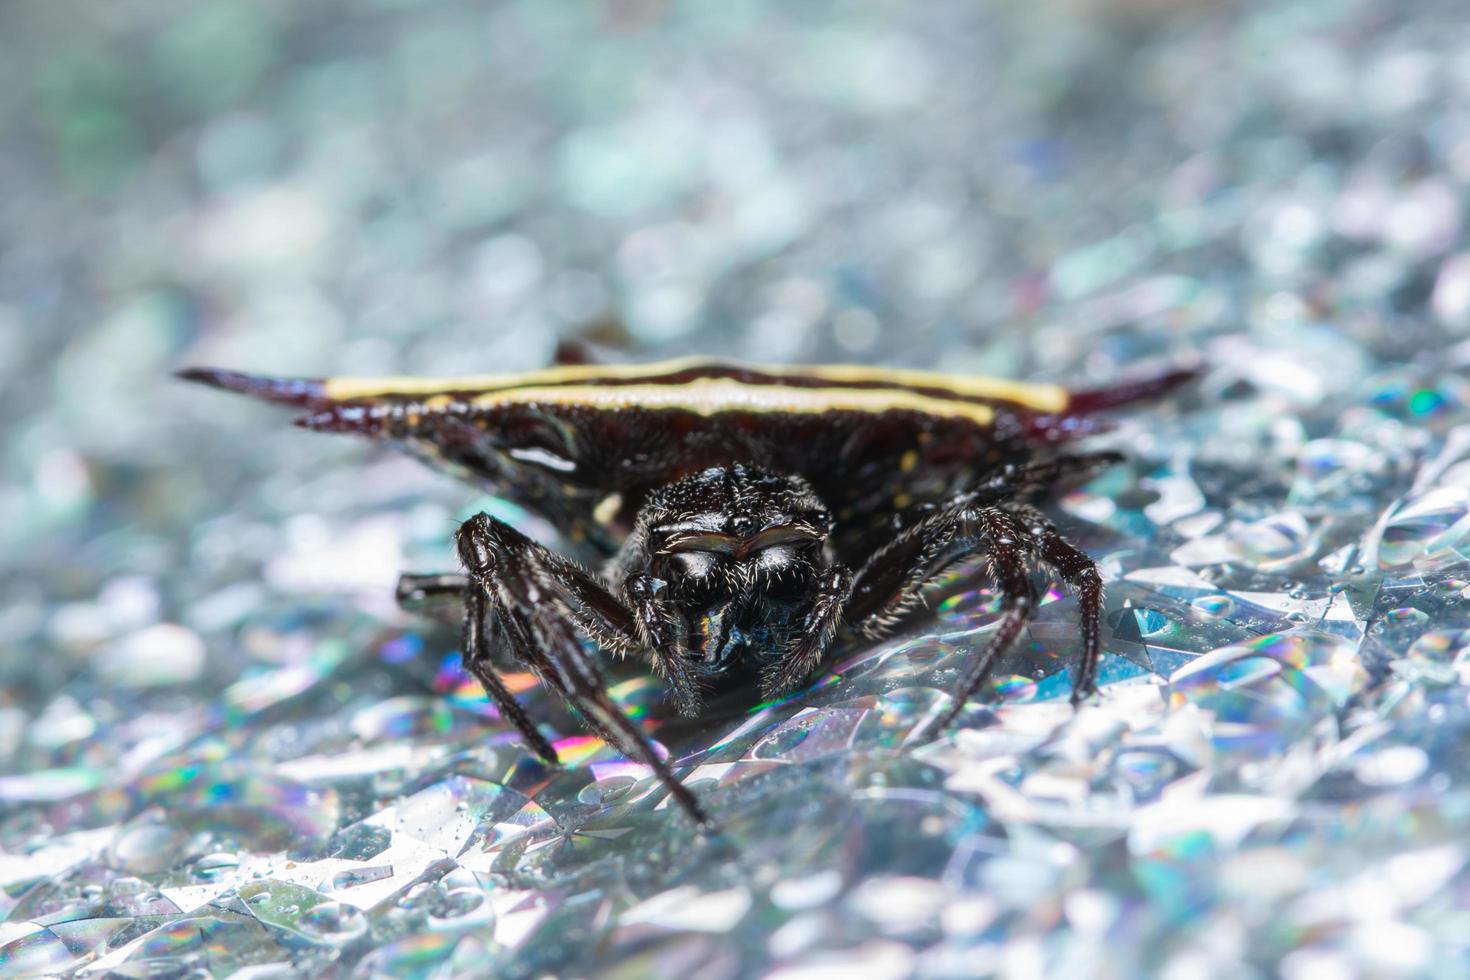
[{"left": 181, "top": 356, "right": 1195, "bottom": 825}]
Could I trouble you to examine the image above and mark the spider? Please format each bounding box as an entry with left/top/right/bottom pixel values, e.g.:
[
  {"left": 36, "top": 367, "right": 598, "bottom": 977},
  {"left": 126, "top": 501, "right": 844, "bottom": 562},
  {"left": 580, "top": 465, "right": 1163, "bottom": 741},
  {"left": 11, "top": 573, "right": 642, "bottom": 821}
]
[{"left": 181, "top": 355, "right": 1194, "bottom": 825}]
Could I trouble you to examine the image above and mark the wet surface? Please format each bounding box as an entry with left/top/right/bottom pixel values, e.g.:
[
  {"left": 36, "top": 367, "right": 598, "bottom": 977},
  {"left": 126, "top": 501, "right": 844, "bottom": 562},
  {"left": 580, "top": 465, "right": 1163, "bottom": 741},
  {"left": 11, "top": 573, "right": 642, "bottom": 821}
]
[{"left": 4, "top": 0, "right": 1470, "bottom": 976}]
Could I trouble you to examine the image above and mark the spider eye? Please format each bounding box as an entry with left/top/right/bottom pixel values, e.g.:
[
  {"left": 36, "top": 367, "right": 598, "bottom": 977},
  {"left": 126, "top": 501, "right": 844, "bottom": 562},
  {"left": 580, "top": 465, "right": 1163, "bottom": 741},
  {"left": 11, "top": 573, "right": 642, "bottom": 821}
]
[
  {"left": 657, "top": 523, "right": 823, "bottom": 559},
  {"left": 662, "top": 533, "right": 739, "bottom": 555},
  {"left": 672, "top": 549, "right": 723, "bottom": 580},
  {"left": 743, "top": 524, "right": 823, "bottom": 553}
]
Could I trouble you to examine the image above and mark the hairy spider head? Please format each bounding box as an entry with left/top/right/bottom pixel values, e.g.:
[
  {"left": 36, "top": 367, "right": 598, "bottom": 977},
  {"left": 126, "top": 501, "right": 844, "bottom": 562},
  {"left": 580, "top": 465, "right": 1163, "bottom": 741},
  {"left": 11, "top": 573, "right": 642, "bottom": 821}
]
[{"left": 638, "top": 464, "right": 832, "bottom": 673}]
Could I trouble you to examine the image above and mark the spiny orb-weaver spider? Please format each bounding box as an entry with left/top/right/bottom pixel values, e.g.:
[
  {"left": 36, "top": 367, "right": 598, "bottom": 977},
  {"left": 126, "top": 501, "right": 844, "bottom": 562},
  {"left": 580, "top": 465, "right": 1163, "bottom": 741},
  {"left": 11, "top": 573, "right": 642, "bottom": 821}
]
[{"left": 182, "top": 355, "right": 1194, "bottom": 824}]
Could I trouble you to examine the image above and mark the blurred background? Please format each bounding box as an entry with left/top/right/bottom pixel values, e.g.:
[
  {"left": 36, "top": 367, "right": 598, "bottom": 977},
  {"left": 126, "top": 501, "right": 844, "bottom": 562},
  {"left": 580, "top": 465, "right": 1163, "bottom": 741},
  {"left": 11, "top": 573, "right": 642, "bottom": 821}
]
[{"left": 4, "top": 0, "right": 1470, "bottom": 976}]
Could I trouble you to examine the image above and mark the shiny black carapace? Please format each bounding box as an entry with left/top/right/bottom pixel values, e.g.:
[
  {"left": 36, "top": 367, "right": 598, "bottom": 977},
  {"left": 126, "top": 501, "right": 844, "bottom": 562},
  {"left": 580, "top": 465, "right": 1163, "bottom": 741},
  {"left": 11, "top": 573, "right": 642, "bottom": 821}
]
[{"left": 181, "top": 356, "right": 1194, "bottom": 824}]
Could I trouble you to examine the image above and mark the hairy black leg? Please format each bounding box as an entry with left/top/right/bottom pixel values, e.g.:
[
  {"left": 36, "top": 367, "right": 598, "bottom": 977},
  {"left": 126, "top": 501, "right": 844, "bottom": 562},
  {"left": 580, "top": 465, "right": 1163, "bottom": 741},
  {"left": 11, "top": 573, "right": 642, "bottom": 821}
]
[
  {"left": 400, "top": 547, "right": 702, "bottom": 715},
  {"left": 930, "top": 509, "right": 1039, "bottom": 731},
  {"left": 399, "top": 548, "right": 643, "bottom": 645},
  {"left": 760, "top": 566, "right": 853, "bottom": 700},
  {"left": 625, "top": 574, "right": 702, "bottom": 716},
  {"left": 397, "top": 572, "right": 470, "bottom": 608},
  {"left": 570, "top": 674, "right": 710, "bottom": 824},
  {"left": 456, "top": 513, "right": 709, "bottom": 824},
  {"left": 1012, "top": 506, "right": 1106, "bottom": 704},
  {"left": 844, "top": 498, "right": 983, "bottom": 635},
  {"left": 844, "top": 498, "right": 1041, "bottom": 640},
  {"left": 460, "top": 539, "right": 703, "bottom": 717},
  {"left": 844, "top": 500, "right": 1048, "bottom": 723},
  {"left": 837, "top": 452, "right": 1122, "bottom": 570},
  {"left": 518, "top": 593, "right": 710, "bottom": 825},
  {"left": 460, "top": 586, "right": 560, "bottom": 764},
  {"left": 968, "top": 451, "right": 1124, "bottom": 506}
]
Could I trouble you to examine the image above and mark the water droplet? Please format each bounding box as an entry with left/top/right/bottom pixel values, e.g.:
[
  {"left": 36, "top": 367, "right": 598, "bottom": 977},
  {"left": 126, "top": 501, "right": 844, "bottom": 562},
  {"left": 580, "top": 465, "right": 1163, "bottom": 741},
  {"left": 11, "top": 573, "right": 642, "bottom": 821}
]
[
  {"left": 1385, "top": 607, "right": 1429, "bottom": 626},
  {"left": 1379, "top": 487, "right": 1470, "bottom": 567},
  {"left": 240, "top": 879, "right": 375, "bottom": 946},
  {"left": 578, "top": 774, "right": 638, "bottom": 806},
  {"left": 1353, "top": 745, "right": 1429, "bottom": 786},
  {"left": 331, "top": 866, "right": 393, "bottom": 891},
  {"left": 109, "top": 822, "right": 193, "bottom": 875},
  {"left": 1396, "top": 628, "right": 1470, "bottom": 685},
  {"left": 750, "top": 716, "right": 821, "bottom": 759},
  {"left": 426, "top": 887, "right": 493, "bottom": 930},
  {"left": 1191, "top": 595, "right": 1235, "bottom": 620},
  {"left": 111, "top": 875, "right": 146, "bottom": 895},
  {"left": 297, "top": 902, "right": 368, "bottom": 944},
  {"left": 1229, "top": 512, "right": 1314, "bottom": 567},
  {"left": 193, "top": 852, "right": 240, "bottom": 880},
  {"left": 1168, "top": 632, "right": 1366, "bottom": 756}
]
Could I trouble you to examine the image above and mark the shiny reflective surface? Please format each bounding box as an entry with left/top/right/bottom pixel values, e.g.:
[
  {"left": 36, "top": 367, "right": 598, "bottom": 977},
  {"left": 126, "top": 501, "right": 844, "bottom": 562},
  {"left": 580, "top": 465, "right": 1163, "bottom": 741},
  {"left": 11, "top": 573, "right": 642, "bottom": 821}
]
[{"left": 4, "top": 0, "right": 1470, "bottom": 976}]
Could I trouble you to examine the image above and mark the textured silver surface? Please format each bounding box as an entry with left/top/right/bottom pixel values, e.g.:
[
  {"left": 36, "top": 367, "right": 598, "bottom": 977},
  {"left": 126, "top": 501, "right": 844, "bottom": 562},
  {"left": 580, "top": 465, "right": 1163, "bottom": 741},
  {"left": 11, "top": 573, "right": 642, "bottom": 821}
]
[{"left": 3, "top": 1, "right": 1470, "bottom": 976}]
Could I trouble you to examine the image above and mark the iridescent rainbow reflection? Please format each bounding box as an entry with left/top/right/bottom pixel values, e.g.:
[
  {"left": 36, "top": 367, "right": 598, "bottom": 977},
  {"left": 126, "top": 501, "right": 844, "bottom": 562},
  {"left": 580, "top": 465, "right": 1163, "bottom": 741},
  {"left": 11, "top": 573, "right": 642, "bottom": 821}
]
[
  {"left": 991, "top": 674, "right": 1039, "bottom": 701},
  {"left": 1396, "top": 627, "right": 1470, "bottom": 685},
  {"left": 135, "top": 763, "right": 340, "bottom": 846},
  {"left": 354, "top": 931, "right": 464, "bottom": 976},
  {"left": 551, "top": 734, "right": 615, "bottom": 767},
  {"left": 14, "top": 3, "right": 1470, "bottom": 972},
  {"left": 0, "top": 927, "right": 79, "bottom": 976},
  {"left": 608, "top": 676, "right": 663, "bottom": 721},
  {"left": 1168, "top": 631, "right": 1366, "bottom": 756},
  {"left": 435, "top": 652, "right": 540, "bottom": 713}
]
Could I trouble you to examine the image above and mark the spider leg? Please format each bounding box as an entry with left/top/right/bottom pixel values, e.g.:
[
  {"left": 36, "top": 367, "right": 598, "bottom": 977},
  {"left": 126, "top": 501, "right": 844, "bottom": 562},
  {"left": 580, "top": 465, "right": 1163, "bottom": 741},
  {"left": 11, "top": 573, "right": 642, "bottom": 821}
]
[
  {"left": 449, "top": 544, "right": 702, "bottom": 712},
  {"left": 397, "top": 572, "right": 470, "bottom": 608},
  {"left": 968, "top": 451, "right": 1124, "bottom": 506},
  {"left": 460, "top": 586, "right": 559, "bottom": 764},
  {"left": 931, "top": 510, "right": 1040, "bottom": 731},
  {"left": 456, "top": 513, "right": 709, "bottom": 824},
  {"left": 844, "top": 496, "right": 987, "bottom": 635},
  {"left": 1011, "top": 504, "right": 1106, "bottom": 704},
  {"left": 844, "top": 501, "right": 1046, "bottom": 724},
  {"left": 399, "top": 558, "right": 701, "bottom": 715},
  {"left": 838, "top": 452, "right": 1122, "bottom": 568},
  {"left": 517, "top": 586, "right": 711, "bottom": 824},
  {"left": 760, "top": 566, "right": 853, "bottom": 700},
  {"left": 624, "top": 573, "right": 702, "bottom": 717}
]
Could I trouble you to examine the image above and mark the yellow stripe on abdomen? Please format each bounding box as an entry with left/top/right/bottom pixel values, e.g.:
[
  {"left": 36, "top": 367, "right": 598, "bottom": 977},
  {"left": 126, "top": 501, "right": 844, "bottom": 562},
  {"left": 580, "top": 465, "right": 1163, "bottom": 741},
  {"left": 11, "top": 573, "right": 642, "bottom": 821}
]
[
  {"left": 791, "top": 365, "right": 1066, "bottom": 412},
  {"left": 321, "top": 358, "right": 1067, "bottom": 414},
  {"left": 467, "top": 378, "right": 997, "bottom": 425}
]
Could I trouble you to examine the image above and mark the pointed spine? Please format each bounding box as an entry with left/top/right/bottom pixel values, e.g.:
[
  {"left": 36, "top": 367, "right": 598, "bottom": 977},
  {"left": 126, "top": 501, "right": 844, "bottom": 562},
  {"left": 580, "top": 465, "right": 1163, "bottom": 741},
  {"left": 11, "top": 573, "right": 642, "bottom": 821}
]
[
  {"left": 1065, "top": 366, "right": 1200, "bottom": 416},
  {"left": 175, "top": 368, "right": 333, "bottom": 410}
]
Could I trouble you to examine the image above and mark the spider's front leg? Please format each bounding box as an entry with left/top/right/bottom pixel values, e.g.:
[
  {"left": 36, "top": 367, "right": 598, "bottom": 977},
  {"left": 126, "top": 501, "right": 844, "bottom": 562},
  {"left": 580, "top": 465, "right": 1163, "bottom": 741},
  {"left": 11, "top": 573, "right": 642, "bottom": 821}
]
[
  {"left": 843, "top": 494, "right": 1105, "bottom": 729},
  {"left": 759, "top": 567, "right": 853, "bottom": 701},
  {"left": 423, "top": 513, "right": 710, "bottom": 824}
]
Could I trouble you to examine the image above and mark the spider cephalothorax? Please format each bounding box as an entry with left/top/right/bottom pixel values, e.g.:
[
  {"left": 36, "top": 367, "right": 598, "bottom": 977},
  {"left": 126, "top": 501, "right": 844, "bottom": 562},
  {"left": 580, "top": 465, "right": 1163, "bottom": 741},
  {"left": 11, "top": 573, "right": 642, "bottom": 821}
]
[
  {"left": 629, "top": 465, "right": 833, "bottom": 675},
  {"left": 182, "top": 356, "right": 1194, "bottom": 824}
]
